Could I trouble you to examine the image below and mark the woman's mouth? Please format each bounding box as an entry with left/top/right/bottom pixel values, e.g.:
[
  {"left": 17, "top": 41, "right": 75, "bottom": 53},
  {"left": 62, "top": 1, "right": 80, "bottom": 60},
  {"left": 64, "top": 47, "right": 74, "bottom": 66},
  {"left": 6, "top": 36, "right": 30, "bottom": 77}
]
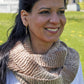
[{"left": 45, "top": 27, "right": 60, "bottom": 33}]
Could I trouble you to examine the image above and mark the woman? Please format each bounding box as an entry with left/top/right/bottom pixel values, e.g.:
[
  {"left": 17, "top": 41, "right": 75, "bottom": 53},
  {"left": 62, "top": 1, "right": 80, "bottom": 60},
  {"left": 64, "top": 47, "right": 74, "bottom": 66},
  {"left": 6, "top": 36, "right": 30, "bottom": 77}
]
[{"left": 0, "top": 0, "right": 83, "bottom": 84}]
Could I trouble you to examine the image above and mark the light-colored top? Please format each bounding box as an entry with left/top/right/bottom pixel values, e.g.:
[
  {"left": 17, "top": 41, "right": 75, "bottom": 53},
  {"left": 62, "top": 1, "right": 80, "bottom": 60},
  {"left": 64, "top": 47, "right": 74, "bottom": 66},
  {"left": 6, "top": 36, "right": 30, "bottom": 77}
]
[
  {"left": 6, "top": 62, "right": 84, "bottom": 84},
  {"left": 71, "top": 62, "right": 84, "bottom": 84}
]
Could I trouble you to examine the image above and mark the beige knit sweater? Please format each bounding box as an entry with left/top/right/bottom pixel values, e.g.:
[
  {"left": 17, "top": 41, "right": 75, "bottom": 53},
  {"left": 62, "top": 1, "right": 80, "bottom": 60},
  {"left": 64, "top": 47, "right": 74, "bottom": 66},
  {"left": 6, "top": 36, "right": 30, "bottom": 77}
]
[{"left": 7, "top": 38, "right": 79, "bottom": 84}]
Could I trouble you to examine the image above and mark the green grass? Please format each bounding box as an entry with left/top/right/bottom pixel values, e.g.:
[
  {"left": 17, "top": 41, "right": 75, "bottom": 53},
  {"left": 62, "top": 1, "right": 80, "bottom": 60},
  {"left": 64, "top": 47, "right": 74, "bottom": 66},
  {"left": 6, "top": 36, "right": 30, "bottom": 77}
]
[
  {"left": 0, "top": 13, "right": 16, "bottom": 42},
  {"left": 0, "top": 12, "right": 84, "bottom": 78},
  {"left": 79, "top": 2, "right": 84, "bottom": 10}
]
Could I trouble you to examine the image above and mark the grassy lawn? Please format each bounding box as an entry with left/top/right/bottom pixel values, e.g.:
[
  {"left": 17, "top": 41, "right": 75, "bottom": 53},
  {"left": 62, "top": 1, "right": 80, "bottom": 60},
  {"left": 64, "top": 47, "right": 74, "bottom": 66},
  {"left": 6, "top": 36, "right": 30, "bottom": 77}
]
[
  {"left": 0, "top": 12, "right": 84, "bottom": 78},
  {"left": 0, "top": 13, "right": 16, "bottom": 42}
]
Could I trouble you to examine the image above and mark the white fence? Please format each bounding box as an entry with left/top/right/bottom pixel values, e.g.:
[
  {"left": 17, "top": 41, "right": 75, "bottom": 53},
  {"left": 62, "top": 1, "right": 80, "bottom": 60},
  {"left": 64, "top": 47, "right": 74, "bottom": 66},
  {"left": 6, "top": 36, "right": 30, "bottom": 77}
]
[{"left": 0, "top": 0, "right": 19, "bottom": 13}]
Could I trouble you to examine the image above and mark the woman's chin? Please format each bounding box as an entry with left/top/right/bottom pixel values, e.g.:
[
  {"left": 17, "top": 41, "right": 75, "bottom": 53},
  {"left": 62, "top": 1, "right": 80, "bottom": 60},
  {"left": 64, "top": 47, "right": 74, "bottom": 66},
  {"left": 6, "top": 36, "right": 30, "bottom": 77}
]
[{"left": 43, "top": 37, "right": 59, "bottom": 43}]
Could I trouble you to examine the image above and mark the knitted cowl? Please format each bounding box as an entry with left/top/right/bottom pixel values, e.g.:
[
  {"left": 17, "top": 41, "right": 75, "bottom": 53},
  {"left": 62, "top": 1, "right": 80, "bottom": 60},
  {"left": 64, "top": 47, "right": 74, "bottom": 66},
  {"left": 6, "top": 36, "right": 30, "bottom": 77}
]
[{"left": 7, "top": 37, "right": 79, "bottom": 84}]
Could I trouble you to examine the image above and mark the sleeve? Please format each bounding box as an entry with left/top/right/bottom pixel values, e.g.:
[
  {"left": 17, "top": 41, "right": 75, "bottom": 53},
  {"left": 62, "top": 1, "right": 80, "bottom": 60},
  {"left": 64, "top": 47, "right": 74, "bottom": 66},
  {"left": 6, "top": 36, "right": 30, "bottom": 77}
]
[
  {"left": 6, "top": 69, "right": 20, "bottom": 84},
  {"left": 71, "top": 61, "right": 84, "bottom": 84}
]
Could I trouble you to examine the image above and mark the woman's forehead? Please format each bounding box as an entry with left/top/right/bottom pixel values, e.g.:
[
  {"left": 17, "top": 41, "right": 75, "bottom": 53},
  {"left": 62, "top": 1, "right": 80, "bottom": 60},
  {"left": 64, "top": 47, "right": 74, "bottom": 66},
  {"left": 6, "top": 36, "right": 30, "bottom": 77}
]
[
  {"left": 35, "top": 0, "right": 64, "bottom": 5},
  {"left": 32, "top": 0, "right": 64, "bottom": 10}
]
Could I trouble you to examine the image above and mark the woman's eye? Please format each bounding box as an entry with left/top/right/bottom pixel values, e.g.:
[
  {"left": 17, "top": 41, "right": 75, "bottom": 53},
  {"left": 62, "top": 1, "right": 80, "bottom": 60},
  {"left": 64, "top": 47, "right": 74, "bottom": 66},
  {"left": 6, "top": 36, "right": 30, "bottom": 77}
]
[
  {"left": 57, "top": 10, "right": 65, "bottom": 15},
  {"left": 39, "top": 11, "right": 50, "bottom": 14}
]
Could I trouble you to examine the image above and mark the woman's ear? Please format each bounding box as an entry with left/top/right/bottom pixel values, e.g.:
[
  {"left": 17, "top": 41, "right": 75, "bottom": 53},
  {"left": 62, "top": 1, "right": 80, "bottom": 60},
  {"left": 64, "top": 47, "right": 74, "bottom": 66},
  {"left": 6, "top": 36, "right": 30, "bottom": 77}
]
[{"left": 21, "top": 10, "right": 29, "bottom": 26}]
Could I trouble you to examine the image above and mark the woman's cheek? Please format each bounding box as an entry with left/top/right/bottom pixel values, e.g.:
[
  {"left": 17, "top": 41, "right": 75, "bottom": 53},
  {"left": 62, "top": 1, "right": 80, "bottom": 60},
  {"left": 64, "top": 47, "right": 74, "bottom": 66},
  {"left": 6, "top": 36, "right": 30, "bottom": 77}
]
[
  {"left": 35, "top": 17, "right": 48, "bottom": 26},
  {"left": 62, "top": 16, "right": 66, "bottom": 26}
]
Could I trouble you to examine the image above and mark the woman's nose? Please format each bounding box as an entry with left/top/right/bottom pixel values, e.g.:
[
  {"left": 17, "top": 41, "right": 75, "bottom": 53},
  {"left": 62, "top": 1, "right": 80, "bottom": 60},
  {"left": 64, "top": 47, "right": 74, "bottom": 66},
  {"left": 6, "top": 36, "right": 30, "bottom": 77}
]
[{"left": 50, "top": 13, "right": 60, "bottom": 25}]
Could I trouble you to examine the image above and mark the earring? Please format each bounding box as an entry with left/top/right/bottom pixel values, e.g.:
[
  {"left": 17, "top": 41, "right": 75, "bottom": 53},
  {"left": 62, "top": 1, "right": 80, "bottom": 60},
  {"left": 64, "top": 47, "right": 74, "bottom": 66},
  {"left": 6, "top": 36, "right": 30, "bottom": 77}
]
[{"left": 26, "top": 26, "right": 28, "bottom": 35}]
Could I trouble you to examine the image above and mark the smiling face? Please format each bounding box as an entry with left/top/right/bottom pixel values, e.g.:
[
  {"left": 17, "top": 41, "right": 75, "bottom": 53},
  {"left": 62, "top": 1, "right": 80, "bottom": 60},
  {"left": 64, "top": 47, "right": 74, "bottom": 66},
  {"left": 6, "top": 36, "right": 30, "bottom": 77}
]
[{"left": 21, "top": 0, "right": 66, "bottom": 43}]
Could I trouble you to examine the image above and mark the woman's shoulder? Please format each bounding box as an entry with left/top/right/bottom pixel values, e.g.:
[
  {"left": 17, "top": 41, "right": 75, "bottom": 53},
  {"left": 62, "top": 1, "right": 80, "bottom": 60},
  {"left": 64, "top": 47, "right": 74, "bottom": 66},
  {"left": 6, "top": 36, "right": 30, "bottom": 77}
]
[
  {"left": 0, "top": 41, "right": 22, "bottom": 84},
  {"left": 60, "top": 40, "right": 79, "bottom": 69},
  {"left": 60, "top": 40, "right": 79, "bottom": 57},
  {"left": 60, "top": 41, "right": 80, "bottom": 83},
  {"left": 6, "top": 69, "right": 20, "bottom": 84},
  {"left": 71, "top": 61, "right": 84, "bottom": 84}
]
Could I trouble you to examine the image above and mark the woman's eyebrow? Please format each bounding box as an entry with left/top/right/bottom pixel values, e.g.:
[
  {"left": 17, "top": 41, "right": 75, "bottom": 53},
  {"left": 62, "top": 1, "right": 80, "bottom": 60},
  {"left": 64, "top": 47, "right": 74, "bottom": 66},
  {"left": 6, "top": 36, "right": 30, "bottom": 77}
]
[
  {"left": 39, "top": 7, "right": 65, "bottom": 11},
  {"left": 39, "top": 7, "right": 51, "bottom": 10}
]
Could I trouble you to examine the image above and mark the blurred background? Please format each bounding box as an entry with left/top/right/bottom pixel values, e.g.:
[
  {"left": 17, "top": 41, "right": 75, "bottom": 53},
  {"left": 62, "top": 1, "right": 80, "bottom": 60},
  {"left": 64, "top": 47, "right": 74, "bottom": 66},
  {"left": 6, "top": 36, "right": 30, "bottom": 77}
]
[{"left": 0, "top": 0, "right": 84, "bottom": 13}]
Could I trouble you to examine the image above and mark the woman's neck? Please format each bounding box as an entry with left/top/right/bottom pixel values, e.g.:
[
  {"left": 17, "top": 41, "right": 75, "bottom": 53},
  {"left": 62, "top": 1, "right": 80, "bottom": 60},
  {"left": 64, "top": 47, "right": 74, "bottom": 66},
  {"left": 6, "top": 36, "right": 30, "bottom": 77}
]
[{"left": 30, "top": 39, "right": 54, "bottom": 54}]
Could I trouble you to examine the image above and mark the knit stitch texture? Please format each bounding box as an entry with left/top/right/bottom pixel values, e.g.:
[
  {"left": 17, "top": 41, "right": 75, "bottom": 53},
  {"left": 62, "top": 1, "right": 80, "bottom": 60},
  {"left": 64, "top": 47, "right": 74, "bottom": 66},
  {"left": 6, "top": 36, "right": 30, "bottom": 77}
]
[{"left": 7, "top": 37, "right": 79, "bottom": 84}]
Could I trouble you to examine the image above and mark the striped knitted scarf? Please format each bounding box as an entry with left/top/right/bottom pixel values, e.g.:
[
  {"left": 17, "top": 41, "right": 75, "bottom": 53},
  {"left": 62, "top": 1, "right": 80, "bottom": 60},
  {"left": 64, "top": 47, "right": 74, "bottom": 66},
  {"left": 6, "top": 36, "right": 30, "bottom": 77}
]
[{"left": 7, "top": 37, "right": 79, "bottom": 84}]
